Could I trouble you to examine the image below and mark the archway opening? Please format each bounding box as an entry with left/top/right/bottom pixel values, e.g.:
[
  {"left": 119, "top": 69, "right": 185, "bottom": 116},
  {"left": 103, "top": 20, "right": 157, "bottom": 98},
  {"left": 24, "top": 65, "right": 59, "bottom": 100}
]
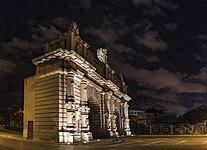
[
  {"left": 88, "top": 96, "right": 101, "bottom": 138},
  {"left": 115, "top": 108, "right": 121, "bottom": 135}
]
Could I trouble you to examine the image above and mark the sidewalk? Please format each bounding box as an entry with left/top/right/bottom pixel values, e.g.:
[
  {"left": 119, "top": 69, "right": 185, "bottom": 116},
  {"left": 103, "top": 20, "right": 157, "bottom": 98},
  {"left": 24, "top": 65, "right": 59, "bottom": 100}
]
[
  {"left": 0, "top": 126, "right": 23, "bottom": 140},
  {"left": 0, "top": 127, "right": 124, "bottom": 145}
]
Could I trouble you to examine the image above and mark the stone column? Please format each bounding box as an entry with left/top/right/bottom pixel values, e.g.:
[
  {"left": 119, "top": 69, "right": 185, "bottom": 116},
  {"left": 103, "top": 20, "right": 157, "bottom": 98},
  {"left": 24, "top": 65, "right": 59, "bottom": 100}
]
[
  {"left": 80, "top": 79, "right": 92, "bottom": 141},
  {"left": 110, "top": 96, "right": 118, "bottom": 136},
  {"left": 100, "top": 92, "right": 105, "bottom": 136},
  {"left": 104, "top": 92, "right": 113, "bottom": 136},
  {"left": 123, "top": 102, "right": 131, "bottom": 136},
  {"left": 65, "top": 72, "right": 76, "bottom": 143},
  {"left": 72, "top": 72, "right": 83, "bottom": 142}
]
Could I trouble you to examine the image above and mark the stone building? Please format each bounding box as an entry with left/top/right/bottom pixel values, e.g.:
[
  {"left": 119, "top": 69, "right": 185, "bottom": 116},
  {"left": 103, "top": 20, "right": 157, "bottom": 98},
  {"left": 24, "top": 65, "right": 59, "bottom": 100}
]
[{"left": 23, "top": 22, "right": 131, "bottom": 143}]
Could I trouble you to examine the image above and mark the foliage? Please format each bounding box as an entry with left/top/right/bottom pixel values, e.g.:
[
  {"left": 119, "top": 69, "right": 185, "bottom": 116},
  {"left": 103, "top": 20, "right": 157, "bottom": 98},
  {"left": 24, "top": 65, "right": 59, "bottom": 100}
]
[
  {"left": 152, "top": 114, "right": 177, "bottom": 125},
  {"left": 144, "top": 106, "right": 207, "bottom": 125},
  {"left": 181, "top": 105, "right": 207, "bottom": 125}
]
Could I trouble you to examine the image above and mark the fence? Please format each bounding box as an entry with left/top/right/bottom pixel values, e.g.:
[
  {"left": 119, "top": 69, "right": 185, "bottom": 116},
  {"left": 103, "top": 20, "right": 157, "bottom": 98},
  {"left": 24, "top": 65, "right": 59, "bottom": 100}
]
[{"left": 133, "top": 121, "right": 207, "bottom": 135}]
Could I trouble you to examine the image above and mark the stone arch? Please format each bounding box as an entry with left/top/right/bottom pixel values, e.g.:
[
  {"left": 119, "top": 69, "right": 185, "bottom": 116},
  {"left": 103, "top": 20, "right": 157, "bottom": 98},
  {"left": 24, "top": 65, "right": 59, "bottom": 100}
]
[
  {"left": 88, "top": 96, "right": 101, "bottom": 138},
  {"left": 87, "top": 86, "right": 102, "bottom": 138}
]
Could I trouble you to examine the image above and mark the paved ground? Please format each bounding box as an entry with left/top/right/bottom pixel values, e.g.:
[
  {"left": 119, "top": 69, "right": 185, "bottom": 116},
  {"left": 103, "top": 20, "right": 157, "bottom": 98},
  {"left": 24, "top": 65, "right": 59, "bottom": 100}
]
[{"left": 1, "top": 128, "right": 207, "bottom": 150}]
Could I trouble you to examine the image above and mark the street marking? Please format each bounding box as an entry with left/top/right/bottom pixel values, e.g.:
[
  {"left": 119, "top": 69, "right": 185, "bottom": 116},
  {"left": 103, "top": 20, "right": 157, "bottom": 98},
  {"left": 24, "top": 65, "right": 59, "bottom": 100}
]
[
  {"left": 124, "top": 140, "right": 144, "bottom": 145},
  {"left": 143, "top": 140, "right": 163, "bottom": 146},
  {"left": 110, "top": 140, "right": 144, "bottom": 146},
  {"left": 203, "top": 141, "right": 207, "bottom": 144},
  {"left": 174, "top": 140, "right": 186, "bottom": 145}
]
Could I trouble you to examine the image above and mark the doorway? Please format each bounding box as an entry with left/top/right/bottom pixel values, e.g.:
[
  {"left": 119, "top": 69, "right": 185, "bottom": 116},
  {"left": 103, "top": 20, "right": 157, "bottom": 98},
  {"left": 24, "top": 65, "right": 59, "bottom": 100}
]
[{"left": 28, "top": 121, "right": 33, "bottom": 139}]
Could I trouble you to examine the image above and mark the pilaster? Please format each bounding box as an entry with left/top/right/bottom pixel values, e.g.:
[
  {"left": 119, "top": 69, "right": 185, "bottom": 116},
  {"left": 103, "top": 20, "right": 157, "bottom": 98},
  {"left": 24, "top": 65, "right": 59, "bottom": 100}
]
[
  {"left": 80, "top": 79, "right": 92, "bottom": 141},
  {"left": 104, "top": 92, "right": 113, "bottom": 136},
  {"left": 123, "top": 101, "right": 131, "bottom": 136},
  {"left": 65, "top": 71, "right": 76, "bottom": 143},
  {"left": 110, "top": 96, "right": 118, "bottom": 136},
  {"left": 100, "top": 92, "right": 106, "bottom": 136}
]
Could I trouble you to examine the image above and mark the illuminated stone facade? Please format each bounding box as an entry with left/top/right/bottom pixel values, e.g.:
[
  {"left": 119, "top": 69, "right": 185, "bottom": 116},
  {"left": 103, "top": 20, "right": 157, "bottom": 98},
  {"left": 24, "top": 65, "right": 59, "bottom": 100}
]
[{"left": 23, "top": 22, "right": 131, "bottom": 143}]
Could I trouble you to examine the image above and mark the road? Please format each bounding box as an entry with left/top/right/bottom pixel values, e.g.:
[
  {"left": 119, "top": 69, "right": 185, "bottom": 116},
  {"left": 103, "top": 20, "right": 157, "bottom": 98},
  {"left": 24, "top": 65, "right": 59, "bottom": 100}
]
[{"left": 1, "top": 129, "right": 207, "bottom": 150}]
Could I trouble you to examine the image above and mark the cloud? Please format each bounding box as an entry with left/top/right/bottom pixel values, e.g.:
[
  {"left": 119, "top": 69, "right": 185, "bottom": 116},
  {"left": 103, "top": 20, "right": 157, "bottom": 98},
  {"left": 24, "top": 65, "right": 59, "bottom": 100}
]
[
  {"left": 196, "top": 34, "right": 207, "bottom": 40},
  {"left": 142, "top": 55, "right": 161, "bottom": 63},
  {"left": 164, "top": 23, "right": 178, "bottom": 31},
  {"left": 31, "top": 24, "right": 62, "bottom": 42},
  {"left": 196, "top": 34, "right": 207, "bottom": 51},
  {"left": 190, "top": 66, "right": 207, "bottom": 82},
  {"left": 85, "top": 27, "right": 118, "bottom": 44},
  {"left": 51, "top": 17, "right": 68, "bottom": 27},
  {"left": 138, "top": 90, "right": 178, "bottom": 102},
  {"left": 0, "top": 22, "right": 63, "bottom": 76},
  {"left": 85, "top": 25, "right": 135, "bottom": 55},
  {"left": 155, "top": 0, "right": 178, "bottom": 11},
  {"left": 159, "top": 102, "right": 188, "bottom": 114},
  {"left": 6, "top": 37, "right": 39, "bottom": 51},
  {"left": 0, "top": 59, "right": 16, "bottom": 76},
  {"left": 132, "top": 0, "right": 152, "bottom": 6},
  {"left": 119, "top": 63, "right": 207, "bottom": 93},
  {"left": 109, "top": 43, "right": 134, "bottom": 54},
  {"left": 1, "top": 23, "right": 62, "bottom": 58},
  {"left": 132, "top": 0, "right": 178, "bottom": 11},
  {"left": 143, "top": 5, "right": 168, "bottom": 17},
  {"left": 136, "top": 31, "right": 168, "bottom": 51}
]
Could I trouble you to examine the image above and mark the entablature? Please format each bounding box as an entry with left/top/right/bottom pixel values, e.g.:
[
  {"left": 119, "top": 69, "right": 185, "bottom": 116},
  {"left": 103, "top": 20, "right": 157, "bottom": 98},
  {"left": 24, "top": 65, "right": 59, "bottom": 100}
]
[{"left": 32, "top": 48, "right": 131, "bottom": 101}]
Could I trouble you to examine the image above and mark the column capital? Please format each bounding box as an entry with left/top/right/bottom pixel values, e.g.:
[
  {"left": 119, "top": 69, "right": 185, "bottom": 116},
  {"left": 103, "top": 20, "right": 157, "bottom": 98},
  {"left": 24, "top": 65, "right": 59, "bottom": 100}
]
[
  {"left": 106, "top": 91, "right": 113, "bottom": 97},
  {"left": 80, "top": 79, "right": 88, "bottom": 85}
]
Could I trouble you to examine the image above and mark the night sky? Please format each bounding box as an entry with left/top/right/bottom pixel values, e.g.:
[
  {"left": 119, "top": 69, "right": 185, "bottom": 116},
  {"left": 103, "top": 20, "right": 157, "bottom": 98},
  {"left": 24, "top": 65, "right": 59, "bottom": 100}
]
[{"left": 0, "top": 0, "right": 207, "bottom": 115}]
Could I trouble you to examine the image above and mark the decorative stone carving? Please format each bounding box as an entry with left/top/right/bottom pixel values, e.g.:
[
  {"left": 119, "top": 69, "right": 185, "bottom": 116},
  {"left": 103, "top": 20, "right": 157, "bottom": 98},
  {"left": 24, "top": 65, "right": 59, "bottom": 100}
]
[
  {"left": 97, "top": 48, "right": 108, "bottom": 64},
  {"left": 69, "top": 22, "right": 79, "bottom": 35}
]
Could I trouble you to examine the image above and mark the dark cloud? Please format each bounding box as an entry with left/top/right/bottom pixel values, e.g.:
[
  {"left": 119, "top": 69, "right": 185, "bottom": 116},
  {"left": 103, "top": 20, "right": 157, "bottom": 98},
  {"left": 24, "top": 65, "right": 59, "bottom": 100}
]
[
  {"left": 136, "top": 31, "right": 168, "bottom": 51},
  {"left": 51, "top": 17, "right": 69, "bottom": 28},
  {"left": 190, "top": 66, "right": 207, "bottom": 83},
  {"left": 143, "top": 55, "right": 161, "bottom": 63},
  {"left": 132, "top": 0, "right": 178, "bottom": 11},
  {"left": 30, "top": 24, "right": 62, "bottom": 42},
  {"left": 138, "top": 90, "right": 178, "bottom": 102},
  {"left": 164, "top": 23, "right": 178, "bottom": 31},
  {"left": 85, "top": 27, "right": 118, "bottom": 44},
  {"left": 0, "top": 59, "right": 16, "bottom": 76},
  {"left": 119, "top": 62, "right": 207, "bottom": 93}
]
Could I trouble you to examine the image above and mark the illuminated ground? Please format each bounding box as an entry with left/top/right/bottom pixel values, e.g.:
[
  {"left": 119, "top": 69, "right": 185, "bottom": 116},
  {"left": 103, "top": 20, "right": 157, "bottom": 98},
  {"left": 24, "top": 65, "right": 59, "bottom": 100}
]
[{"left": 1, "top": 128, "right": 207, "bottom": 150}]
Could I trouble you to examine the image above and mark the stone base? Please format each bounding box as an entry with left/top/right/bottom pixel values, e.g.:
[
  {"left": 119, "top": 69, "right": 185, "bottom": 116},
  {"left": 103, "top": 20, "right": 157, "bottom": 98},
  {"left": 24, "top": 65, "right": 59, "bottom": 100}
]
[
  {"left": 113, "top": 131, "right": 119, "bottom": 137},
  {"left": 81, "top": 132, "right": 93, "bottom": 141},
  {"left": 73, "top": 133, "right": 81, "bottom": 142},
  {"left": 59, "top": 132, "right": 93, "bottom": 143},
  {"left": 34, "top": 130, "right": 59, "bottom": 142},
  {"left": 59, "top": 132, "right": 74, "bottom": 143},
  {"left": 125, "top": 130, "right": 131, "bottom": 136}
]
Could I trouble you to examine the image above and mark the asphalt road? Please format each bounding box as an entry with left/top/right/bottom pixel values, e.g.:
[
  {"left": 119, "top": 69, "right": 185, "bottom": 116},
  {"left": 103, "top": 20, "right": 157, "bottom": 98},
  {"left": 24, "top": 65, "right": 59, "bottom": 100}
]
[{"left": 1, "top": 128, "right": 207, "bottom": 150}]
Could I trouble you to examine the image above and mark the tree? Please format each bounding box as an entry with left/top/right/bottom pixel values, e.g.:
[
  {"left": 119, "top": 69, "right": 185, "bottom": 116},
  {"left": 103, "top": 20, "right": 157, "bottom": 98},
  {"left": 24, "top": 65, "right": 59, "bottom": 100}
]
[{"left": 181, "top": 105, "right": 207, "bottom": 125}]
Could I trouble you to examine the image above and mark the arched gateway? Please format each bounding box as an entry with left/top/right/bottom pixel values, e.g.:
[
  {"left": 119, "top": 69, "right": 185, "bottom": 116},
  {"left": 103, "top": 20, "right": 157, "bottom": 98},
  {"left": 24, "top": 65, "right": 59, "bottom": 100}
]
[{"left": 23, "top": 22, "right": 131, "bottom": 143}]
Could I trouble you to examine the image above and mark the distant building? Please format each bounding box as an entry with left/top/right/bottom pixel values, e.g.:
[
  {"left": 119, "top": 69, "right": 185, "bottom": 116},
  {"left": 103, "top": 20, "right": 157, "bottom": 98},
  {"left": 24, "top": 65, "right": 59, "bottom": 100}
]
[
  {"left": 129, "top": 109, "right": 164, "bottom": 134},
  {"left": 24, "top": 22, "right": 131, "bottom": 143},
  {"left": 129, "top": 109, "right": 145, "bottom": 117}
]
